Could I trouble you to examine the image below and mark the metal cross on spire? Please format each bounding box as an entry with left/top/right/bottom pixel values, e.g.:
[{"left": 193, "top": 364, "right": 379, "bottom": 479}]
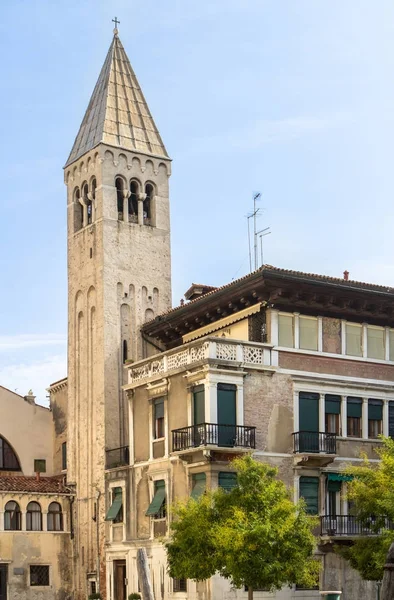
[{"left": 112, "top": 16, "right": 120, "bottom": 33}]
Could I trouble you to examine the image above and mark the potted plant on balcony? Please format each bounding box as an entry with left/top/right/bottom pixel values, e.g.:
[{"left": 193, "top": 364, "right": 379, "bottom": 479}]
[{"left": 128, "top": 594, "right": 141, "bottom": 600}]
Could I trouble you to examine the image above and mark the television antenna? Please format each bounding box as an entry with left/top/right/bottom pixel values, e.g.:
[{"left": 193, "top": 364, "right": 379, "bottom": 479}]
[{"left": 246, "top": 192, "right": 271, "bottom": 271}]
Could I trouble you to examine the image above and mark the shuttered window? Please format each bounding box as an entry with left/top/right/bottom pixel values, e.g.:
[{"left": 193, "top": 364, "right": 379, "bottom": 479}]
[
  {"left": 219, "top": 472, "right": 237, "bottom": 492},
  {"left": 390, "top": 331, "right": 394, "bottom": 362},
  {"left": 299, "top": 477, "right": 319, "bottom": 515},
  {"left": 278, "top": 314, "right": 294, "bottom": 348},
  {"left": 299, "top": 317, "right": 318, "bottom": 351},
  {"left": 325, "top": 394, "right": 341, "bottom": 434},
  {"left": 191, "top": 473, "right": 206, "bottom": 500},
  {"left": 146, "top": 480, "right": 166, "bottom": 518},
  {"left": 105, "top": 487, "right": 123, "bottom": 522},
  {"left": 389, "top": 402, "right": 394, "bottom": 439},
  {"left": 368, "top": 399, "right": 383, "bottom": 439},
  {"left": 367, "top": 327, "right": 385, "bottom": 360},
  {"left": 346, "top": 323, "right": 362, "bottom": 357},
  {"left": 347, "top": 397, "right": 362, "bottom": 438}
]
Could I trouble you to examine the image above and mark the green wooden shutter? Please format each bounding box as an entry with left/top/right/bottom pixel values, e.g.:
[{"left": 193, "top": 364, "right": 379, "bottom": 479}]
[
  {"left": 299, "top": 477, "right": 319, "bottom": 515},
  {"left": 299, "top": 392, "right": 319, "bottom": 432},
  {"left": 327, "top": 480, "right": 341, "bottom": 493},
  {"left": 325, "top": 395, "right": 341, "bottom": 415},
  {"left": 389, "top": 402, "right": 394, "bottom": 439},
  {"left": 191, "top": 473, "right": 206, "bottom": 500},
  {"left": 347, "top": 397, "right": 362, "bottom": 417},
  {"left": 193, "top": 386, "right": 205, "bottom": 425},
  {"left": 368, "top": 399, "right": 383, "bottom": 420},
  {"left": 146, "top": 480, "right": 166, "bottom": 516},
  {"left": 219, "top": 472, "right": 237, "bottom": 491},
  {"left": 105, "top": 487, "right": 123, "bottom": 521},
  {"left": 217, "top": 383, "right": 236, "bottom": 447}
]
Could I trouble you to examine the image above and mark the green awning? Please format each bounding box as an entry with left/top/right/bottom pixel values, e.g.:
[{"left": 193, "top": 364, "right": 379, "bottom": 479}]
[
  {"left": 325, "top": 395, "right": 341, "bottom": 415},
  {"left": 347, "top": 398, "right": 362, "bottom": 418},
  {"left": 146, "top": 482, "right": 166, "bottom": 516},
  {"left": 191, "top": 473, "right": 206, "bottom": 500},
  {"left": 105, "top": 489, "right": 122, "bottom": 521},
  {"left": 327, "top": 480, "right": 341, "bottom": 493},
  {"left": 327, "top": 473, "right": 353, "bottom": 483},
  {"left": 369, "top": 400, "right": 383, "bottom": 421}
]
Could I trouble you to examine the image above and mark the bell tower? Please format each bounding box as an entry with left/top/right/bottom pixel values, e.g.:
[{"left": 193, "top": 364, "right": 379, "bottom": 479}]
[{"left": 64, "top": 26, "right": 171, "bottom": 598}]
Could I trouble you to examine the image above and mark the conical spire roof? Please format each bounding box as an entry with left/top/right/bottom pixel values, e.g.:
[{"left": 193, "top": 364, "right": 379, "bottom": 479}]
[{"left": 65, "top": 32, "right": 168, "bottom": 167}]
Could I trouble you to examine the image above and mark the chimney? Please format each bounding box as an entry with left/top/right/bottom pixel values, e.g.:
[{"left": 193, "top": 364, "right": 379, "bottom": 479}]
[
  {"left": 24, "top": 389, "right": 36, "bottom": 405},
  {"left": 180, "top": 299, "right": 185, "bottom": 306},
  {"left": 343, "top": 270, "right": 349, "bottom": 281}
]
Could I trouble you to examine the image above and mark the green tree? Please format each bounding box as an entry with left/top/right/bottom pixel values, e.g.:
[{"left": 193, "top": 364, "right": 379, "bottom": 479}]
[
  {"left": 165, "top": 456, "right": 319, "bottom": 600},
  {"left": 336, "top": 437, "right": 394, "bottom": 580}
]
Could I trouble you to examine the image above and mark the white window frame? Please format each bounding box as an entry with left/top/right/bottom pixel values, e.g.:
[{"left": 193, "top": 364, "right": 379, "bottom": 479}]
[
  {"left": 274, "top": 310, "right": 322, "bottom": 352},
  {"left": 108, "top": 481, "right": 126, "bottom": 543}
]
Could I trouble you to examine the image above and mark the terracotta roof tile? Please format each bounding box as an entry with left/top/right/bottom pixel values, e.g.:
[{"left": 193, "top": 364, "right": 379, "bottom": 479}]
[{"left": 0, "top": 475, "right": 70, "bottom": 494}]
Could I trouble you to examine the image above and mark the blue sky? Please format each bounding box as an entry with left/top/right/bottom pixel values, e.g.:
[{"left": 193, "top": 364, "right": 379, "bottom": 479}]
[{"left": 1, "top": 1, "right": 394, "bottom": 403}]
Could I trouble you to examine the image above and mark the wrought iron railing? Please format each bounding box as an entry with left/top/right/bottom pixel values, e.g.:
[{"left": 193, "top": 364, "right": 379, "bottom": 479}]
[
  {"left": 321, "top": 515, "right": 394, "bottom": 537},
  {"left": 292, "top": 431, "right": 337, "bottom": 454},
  {"left": 105, "top": 445, "right": 130, "bottom": 469},
  {"left": 172, "top": 423, "right": 256, "bottom": 452}
]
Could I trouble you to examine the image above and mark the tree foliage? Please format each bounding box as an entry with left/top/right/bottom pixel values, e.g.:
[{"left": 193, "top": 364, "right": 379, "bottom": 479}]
[
  {"left": 165, "top": 456, "right": 319, "bottom": 593},
  {"left": 336, "top": 437, "right": 394, "bottom": 581}
]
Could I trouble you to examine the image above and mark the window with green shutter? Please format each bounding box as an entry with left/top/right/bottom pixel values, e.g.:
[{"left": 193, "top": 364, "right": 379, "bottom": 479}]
[
  {"left": 347, "top": 397, "right": 362, "bottom": 438},
  {"left": 191, "top": 473, "right": 206, "bottom": 500},
  {"left": 219, "top": 472, "right": 237, "bottom": 492},
  {"left": 146, "top": 480, "right": 166, "bottom": 518},
  {"left": 299, "top": 477, "right": 319, "bottom": 515},
  {"left": 368, "top": 399, "right": 383, "bottom": 439},
  {"left": 105, "top": 487, "right": 123, "bottom": 522},
  {"left": 193, "top": 385, "right": 205, "bottom": 425},
  {"left": 325, "top": 394, "right": 341, "bottom": 434}
]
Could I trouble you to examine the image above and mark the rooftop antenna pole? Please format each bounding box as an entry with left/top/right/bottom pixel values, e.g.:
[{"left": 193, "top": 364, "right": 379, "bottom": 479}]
[
  {"left": 257, "top": 227, "right": 271, "bottom": 267},
  {"left": 253, "top": 192, "right": 261, "bottom": 270},
  {"left": 247, "top": 215, "right": 252, "bottom": 272}
]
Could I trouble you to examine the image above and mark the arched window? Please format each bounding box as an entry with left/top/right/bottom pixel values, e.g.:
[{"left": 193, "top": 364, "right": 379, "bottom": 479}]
[
  {"left": 129, "top": 180, "right": 139, "bottom": 222},
  {"left": 47, "top": 502, "right": 63, "bottom": 531},
  {"left": 144, "top": 183, "right": 154, "bottom": 223},
  {"left": 26, "top": 501, "right": 42, "bottom": 531},
  {"left": 0, "top": 436, "right": 21, "bottom": 471},
  {"left": 83, "top": 183, "right": 92, "bottom": 225},
  {"left": 74, "top": 188, "right": 83, "bottom": 232},
  {"left": 4, "top": 501, "right": 21, "bottom": 530},
  {"left": 115, "top": 178, "right": 124, "bottom": 220}
]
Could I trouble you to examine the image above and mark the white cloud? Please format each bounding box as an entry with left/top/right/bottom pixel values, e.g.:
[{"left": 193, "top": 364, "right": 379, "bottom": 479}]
[
  {"left": 0, "top": 353, "right": 67, "bottom": 407},
  {"left": 0, "top": 334, "right": 66, "bottom": 351}
]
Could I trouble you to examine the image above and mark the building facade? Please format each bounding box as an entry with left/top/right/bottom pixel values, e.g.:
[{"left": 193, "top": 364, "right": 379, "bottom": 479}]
[
  {"left": 0, "top": 386, "right": 72, "bottom": 600},
  {"left": 101, "top": 267, "right": 394, "bottom": 600}
]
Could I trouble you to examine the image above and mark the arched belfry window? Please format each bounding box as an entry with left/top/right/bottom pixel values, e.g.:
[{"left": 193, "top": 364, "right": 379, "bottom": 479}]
[
  {"left": 27, "top": 501, "right": 42, "bottom": 531},
  {"left": 115, "top": 178, "right": 124, "bottom": 220},
  {"left": 74, "top": 187, "right": 83, "bottom": 232},
  {"left": 83, "top": 183, "right": 92, "bottom": 226},
  {"left": 0, "top": 435, "right": 21, "bottom": 471},
  {"left": 144, "top": 183, "right": 154, "bottom": 224},
  {"left": 129, "top": 180, "right": 139, "bottom": 222},
  {"left": 5, "top": 501, "right": 21, "bottom": 530},
  {"left": 47, "top": 502, "right": 63, "bottom": 531}
]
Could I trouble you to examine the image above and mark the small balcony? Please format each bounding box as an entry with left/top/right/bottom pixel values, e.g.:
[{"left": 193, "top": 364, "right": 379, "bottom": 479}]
[
  {"left": 321, "top": 515, "right": 394, "bottom": 538},
  {"left": 292, "top": 432, "right": 337, "bottom": 466},
  {"left": 105, "top": 445, "right": 130, "bottom": 470},
  {"left": 172, "top": 423, "right": 256, "bottom": 452}
]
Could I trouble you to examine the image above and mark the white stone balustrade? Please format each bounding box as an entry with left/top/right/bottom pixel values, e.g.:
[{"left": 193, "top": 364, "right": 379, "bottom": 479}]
[{"left": 126, "top": 338, "right": 273, "bottom": 385}]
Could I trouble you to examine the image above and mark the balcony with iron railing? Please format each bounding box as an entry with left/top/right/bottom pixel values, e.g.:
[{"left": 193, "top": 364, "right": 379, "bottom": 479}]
[
  {"left": 292, "top": 432, "right": 337, "bottom": 466},
  {"left": 172, "top": 423, "right": 256, "bottom": 452},
  {"left": 105, "top": 445, "right": 130, "bottom": 470},
  {"left": 125, "top": 337, "right": 274, "bottom": 388},
  {"left": 321, "top": 515, "right": 394, "bottom": 538}
]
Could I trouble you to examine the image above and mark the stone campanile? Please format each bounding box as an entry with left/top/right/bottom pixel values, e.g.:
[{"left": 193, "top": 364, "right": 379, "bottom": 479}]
[{"left": 64, "top": 27, "right": 171, "bottom": 598}]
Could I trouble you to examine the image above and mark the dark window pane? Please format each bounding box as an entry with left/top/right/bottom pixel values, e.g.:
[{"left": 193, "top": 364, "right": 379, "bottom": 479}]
[{"left": 30, "top": 566, "right": 49, "bottom": 586}]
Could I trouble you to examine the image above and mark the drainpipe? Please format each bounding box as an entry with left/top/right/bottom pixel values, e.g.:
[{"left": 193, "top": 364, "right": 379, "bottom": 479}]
[{"left": 95, "top": 490, "right": 101, "bottom": 594}]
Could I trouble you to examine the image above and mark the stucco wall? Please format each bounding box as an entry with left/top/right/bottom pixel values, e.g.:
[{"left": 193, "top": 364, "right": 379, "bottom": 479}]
[{"left": 0, "top": 386, "right": 53, "bottom": 476}]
